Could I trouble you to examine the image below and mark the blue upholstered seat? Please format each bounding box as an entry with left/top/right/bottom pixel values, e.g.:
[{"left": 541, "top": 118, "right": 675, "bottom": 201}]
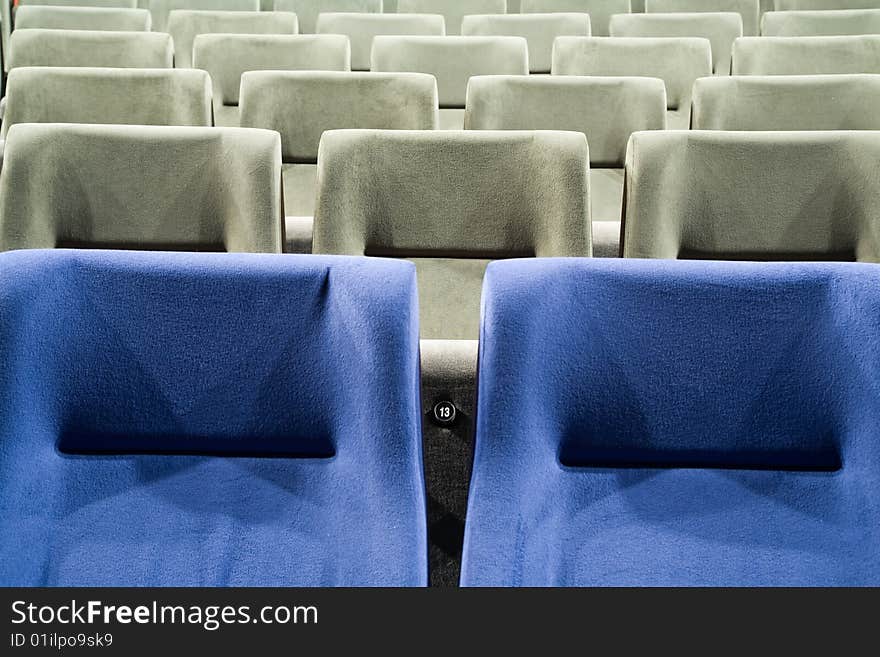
[
  {"left": 0, "top": 249, "right": 426, "bottom": 586},
  {"left": 462, "top": 258, "right": 880, "bottom": 586}
]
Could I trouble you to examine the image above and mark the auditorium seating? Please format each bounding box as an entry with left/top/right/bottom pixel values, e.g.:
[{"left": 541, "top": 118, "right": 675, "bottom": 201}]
[
  {"left": 775, "top": 0, "right": 880, "bottom": 9},
  {"left": 7, "top": 29, "right": 173, "bottom": 70},
  {"left": 397, "top": 0, "right": 506, "bottom": 36},
  {"left": 609, "top": 13, "right": 742, "bottom": 75},
  {"left": 462, "top": 14, "right": 591, "bottom": 74},
  {"left": 1, "top": 68, "right": 213, "bottom": 137},
  {"left": 148, "top": 0, "right": 259, "bottom": 33},
  {"left": 645, "top": 0, "right": 759, "bottom": 36},
  {"left": 621, "top": 130, "right": 880, "bottom": 261},
  {"left": 762, "top": 9, "right": 880, "bottom": 36},
  {"left": 461, "top": 257, "right": 880, "bottom": 586},
  {"left": 520, "top": 0, "right": 630, "bottom": 37},
  {"left": 274, "top": 0, "right": 382, "bottom": 34},
  {"left": 0, "top": 249, "right": 426, "bottom": 586},
  {"left": 239, "top": 71, "right": 437, "bottom": 252},
  {"left": 464, "top": 74, "right": 665, "bottom": 256},
  {"left": 14, "top": 6, "right": 152, "bottom": 31},
  {"left": 371, "top": 36, "right": 529, "bottom": 129},
  {"left": 552, "top": 36, "right": 711, "bottom": 128},
  {"left": 168, "top": 10, "right": 298, "bottom": 68},
  {"left": 732, "top": 35, "right": 880, "bottom": 75},
  {"left": 692, "top": 74, "right": 880, "bottom": 130},
  {"left": 0, "top": 124, "right": 282, "bottom": 253},
  {"left": 192, "top": 33, "right": 350, "bottom": 126},
  {"left": 316, "top": 13, "right": 445, "bottom": 71}
]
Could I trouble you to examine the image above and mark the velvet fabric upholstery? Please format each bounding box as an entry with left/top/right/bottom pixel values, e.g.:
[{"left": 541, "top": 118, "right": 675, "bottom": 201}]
[
  {"left": 274, "top": 0, "right": 381, "bottom": 34},
  {"left": 609, "top": 12, "right": 742, "bottom": 75},
  {"left": 149, "top": 0, "right": 259, "bottom": 32},
  {"left": 313, "top": 129, "right": 591, "bottom": 339},
  {"left": 646, "top": 0, "right": 759, "bottom": 36},
  {"left": 775, "top": 0, "right": 880, "bottom": 8},
  {"left": 0, "top": 123, "right": 282, "bottom": 253},
  {"left": 1, "top": 67, "right": 212, "bottom": 137},
  {"left": 371, "top": 35, "right": 529, "bottom": 108},
  {"left": 520, "top": 0, "right": 630, "bottom": 37},
  {"left": 317, "top": 13, "right": 445, "bottom": 71},
  {"left": 692, "top": 74, "right": 880, "bottom": 130},
  {"left": 461, "top": 13, "right": 590, "bottom": 73},
  {"left": 461, "top": 257, "right": 880, "bottom": 586},
  {"left": 0, "top": 249, "right": 426, "bottom": 586},
  {"left": 8, "top": 29, "right": 173, "bottom": 69},
  {"left": 14, "top": 6, "right": 151, "bottom": 31},
  {"left": 762, "top": 9, "right": 880, "bottom": 36},
  {"left": 622, "top": 130, "right": 880, "bottom": 261},
  {"left": 168, "top": 10, "right": 298, "bottom": 68},
  {"left": 732, "top": 35, "right": 880, "bottom": 75},
  {"left": 397, "top": 0, "right": 506, "bottom": 35},
  {"left": 192, "top": 34, "right": 350, "bottom": 124}
]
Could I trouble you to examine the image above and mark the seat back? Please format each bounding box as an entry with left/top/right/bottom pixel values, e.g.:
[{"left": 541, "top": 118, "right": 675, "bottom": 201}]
[
  {"left": 462, "top": 13, "right": 591, "bottom": 73},
  {"left": 521, "top": 0, "right": 630, "bottom": 37},
  {"left": 645, "top": 0, "right": 759, "bottom": 36},
  {"left": 463, "top": 257, "right": 880, "bottom": 586},
  {"left": 371, "top": 35, "right": 528, "bottom": 107},
  {"left": 148, "top": 0, "right": 258, "bottom": 33},
  {"left": 8, "top": 29, "right": 173, "bottom": 69},
  {"left": 0, "top": 249, "right": 425, "bottom": 586},
  {"left": 14, "top": 6, "right": 151, "bottom": 31},
  {"left": 775, "top": 0, "right": 880, "bottom": 8},
  {"left": 622, "top": 130, "right": 880, "bottom": 261},
  {"left": 762, "top": 9, "right": 880, "bottom": 37},
  {"left": 274, "top": 0, "right": 381, "bottom": 34},
  {"left": 732, "top": 35, "right": 880, "bottom": 75},
  {"left": 0, "top": 123, "right": 283, "bottom": 253},
  {"left": 397, "top": 0, "right": 506, "bottom": 35},
  {"left": 1, "top": 67, "right": 212, "bottom": 137}
]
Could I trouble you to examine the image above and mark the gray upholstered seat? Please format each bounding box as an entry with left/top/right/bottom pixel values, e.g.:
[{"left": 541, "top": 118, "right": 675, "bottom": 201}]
[
  {"left": 461, "top": 13, "right": 591, "bottom": 73},
  {"left": 316, "top": 13, "right": 445, "bottom": 71},
  {"left": 0, "top": 123, "right": 282, "bottom": 253},
  {"left": 371, "top": 35, "right": 529, "bottom": 129},
  {"left": 552, "top": 36, "right": 711, "bottom": 129},
  {"left": 192, "top": 34, "right": 350, "bottom": 126},
  {"left": 1, "top": 67, "right": 212, "bottom": 137},
  {"left": 8, "top": 29, "right": 173, "bottom": 69},
  {"left": 274, "top": 0, "right": 381, "bottom": 34},
  {"left": 692, "top": 74, "right": 880, "bottom": 130},
  {"left": 621, "top": 130, "right": 880, "bottom": 261},
  {"left": 520, "top": 0, "right": 630, "bottom": 37},
  {"left": 732, "top": 35, "right": 880, "bottom": 75},
  {"left": 465, "top": 74, "right": 665, "bottom": 257},
  {"left": 762, "top": 9, "right": 880, "bottom": 37},
  {"left": 168, "top": 10, "right": 298, "bottom": 68},
  {"left": 14, "top": 6, "right": 151, "bottom": 31},
  {"left": 775, "top": 0, "right": 880, "bottom": 9},
  {"left": 149, "top": 0, "right": 259, "bottom": 33},
  {"left": 313, "top": 129, "right": 591, "bottom": 339},
  {"left": 609, "top": 12, "right": 742, "bottom": 75},
  {"left": 645, "top": 0, "right": 759, "bottom": 36},
  {"left": 396, "top": 0, "right": 506, "bottom": 35},
  {"left": 239, "top": 71, "right": 438, "bottom": 253}
]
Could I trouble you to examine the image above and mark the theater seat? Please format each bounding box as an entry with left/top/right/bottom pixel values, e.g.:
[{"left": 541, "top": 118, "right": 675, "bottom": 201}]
[
  {"left": 7, "top": 29, "right": 173, "bottom": 69},
  {"left": 732, "top": 35, "right": 880, "bottom": 75},
  {"left": 775, "top": 0, "right": 880, "bottom": 9},
  {"left": 317, "top": 13, "right": 445, "bottom": 71},
  {"left": 275, "top": 0, "right": 381, "bottom": 34},
  {"left": 14, "top": 6, "right": 152, "bottom": 31},
  {"left": 465, "top": 75, "right": 665, "bottom": 256},
  {"left": 462, "top": 257, "right": 880, "bottom": 586},
  {"left": 0, "top": 123, "right": 282, "bottom": 253},
  {"left": 461, "top": 14, "right": 592, "bottom": 74},
  {"left": 149, "top": 0, "right": 259, "bottom": 33},
  {"left": 692, "top": 74, "right": 880, "bottom": 130},
  {"left": 192, "top": 34, "right": 350, "bottom": 126},
  {"left": 1, "top": 68, "right": 212, "bottom": 136},
  {"left": 762, "top": 9, "right": 880, "bottom": 36},
  {"left": 646, "top": 0, "right": 759, "bottom": 36},
  {"left": 168, "top": 10, "right": 298, "bottom": 68},
  {"left": 609, "top": 12, "right": 742, "bottom": 75},
  {"left": 0, "top": 249, "right": 426, "bottom": 587},
  {"left": 371, "top": 36, "right": 529, "bottom": 129},
  {"left": 239, "top": 71, "right": 437, "bottom": 253},
  {"left": 397, "top": 0, "right": 506, "bottom": 36},
  {"left": 552, "top": 36, "right": 712, "bottom": 129},
  {"left": 622, "top": 130, "right": 880, "bottom": 261},
  {"left": 520, "top": 0, "right": 630, "bottom": 37}
]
